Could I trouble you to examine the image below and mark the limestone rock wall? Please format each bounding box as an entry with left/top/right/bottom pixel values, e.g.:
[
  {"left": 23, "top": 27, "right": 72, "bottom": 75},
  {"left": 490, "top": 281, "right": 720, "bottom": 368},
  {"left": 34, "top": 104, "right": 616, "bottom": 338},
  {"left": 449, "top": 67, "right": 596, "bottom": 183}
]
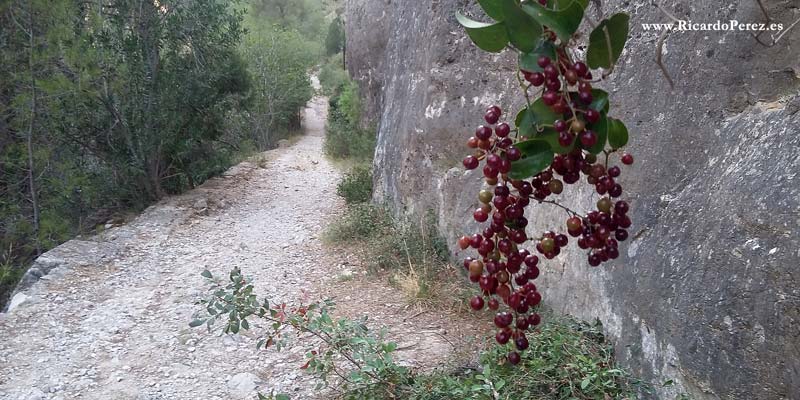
[{"left": 344, "top": 0, "right": 800, "bottom": 398}]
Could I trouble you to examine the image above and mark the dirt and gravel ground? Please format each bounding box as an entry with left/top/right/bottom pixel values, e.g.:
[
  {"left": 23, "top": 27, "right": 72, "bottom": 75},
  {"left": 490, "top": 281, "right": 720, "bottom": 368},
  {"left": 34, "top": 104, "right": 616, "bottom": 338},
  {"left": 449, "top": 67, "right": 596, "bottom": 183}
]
[{"left": 0, "top": 89, "right": 483, "bottom": 400}]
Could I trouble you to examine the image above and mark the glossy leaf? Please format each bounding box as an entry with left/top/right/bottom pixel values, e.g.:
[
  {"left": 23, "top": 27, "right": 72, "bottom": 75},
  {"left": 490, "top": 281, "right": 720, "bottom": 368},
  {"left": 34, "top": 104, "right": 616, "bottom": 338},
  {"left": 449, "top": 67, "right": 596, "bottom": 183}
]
[
  {"left": 586, "top": 13, "right": 630, "bottom": 69},
  {"left": 534, "top": 127, "right": 576, "bottom": 154},
  {"left": 515, "top": 107, "right": 536, "bottom": 136},
  {"left": 456, "top": 12, "right": 509, "bottom": 53},
  {"left": 607, "top": 117, "right": 629, "bottom": 148},
  {"left": 529, "top": 98, "right": 561, "bottom": 128},
  {"left": 501, "top": 0, "right": 542, "bottom": 52},
  {"left": 519, "top": 40, "right": 556, "bottom": 72},
  {"left": 477, "top": 0, "right": 505, "bottom": 20},
  {"left": 521, "top": 0, "right": 585, "bottom": 42},
  {"left": 589, "top": 89, "right": 610, "bottom": 113},
  {"left": 510, "top": 140, "right": 554, "bottom": 179}
]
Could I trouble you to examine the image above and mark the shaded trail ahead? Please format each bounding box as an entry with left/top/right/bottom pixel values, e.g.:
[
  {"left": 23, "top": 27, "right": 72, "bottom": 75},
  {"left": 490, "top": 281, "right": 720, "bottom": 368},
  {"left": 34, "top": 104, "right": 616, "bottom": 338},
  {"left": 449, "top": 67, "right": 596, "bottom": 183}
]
[
  {"left": 0, "top": 86, "right": 474, "bottom": 400},
  {"left": 0, "top": 94, "right": 344, "bottom": 399}
]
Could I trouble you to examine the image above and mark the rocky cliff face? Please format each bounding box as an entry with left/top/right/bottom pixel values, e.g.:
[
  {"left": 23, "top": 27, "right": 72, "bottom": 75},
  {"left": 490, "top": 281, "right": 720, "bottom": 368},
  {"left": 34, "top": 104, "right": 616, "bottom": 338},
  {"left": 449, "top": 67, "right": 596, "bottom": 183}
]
[{"left": 345, "top": 0, "right": 800, "bottom": 398}]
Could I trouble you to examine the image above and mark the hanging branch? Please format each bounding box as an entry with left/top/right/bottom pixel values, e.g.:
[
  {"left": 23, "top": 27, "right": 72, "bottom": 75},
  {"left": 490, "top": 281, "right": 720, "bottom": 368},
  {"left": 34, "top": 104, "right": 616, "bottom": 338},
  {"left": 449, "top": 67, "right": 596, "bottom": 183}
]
[
  {"left": 652, "top": 1, "right": 680, "bottom": 90},
  {"left": 751, "top": 0, "right": 800, "bottom": 48}
]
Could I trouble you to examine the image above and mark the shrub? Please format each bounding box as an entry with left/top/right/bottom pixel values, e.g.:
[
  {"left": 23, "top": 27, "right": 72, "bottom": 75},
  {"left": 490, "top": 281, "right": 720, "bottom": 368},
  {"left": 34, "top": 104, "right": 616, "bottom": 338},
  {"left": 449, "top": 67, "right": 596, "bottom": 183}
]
[
  {"left": 323, "top": 204, "right": 392, "bottom": 243},
  {"left": 403, "top": 313, "right": 643, "bottom": 400},
  {"left": 318, "top": 54, "right": 349, "bottom": 96},
  {"left": 192, "top": 269, "right": 643, "bottom": 400},
  {"left": 324, "top": 76, "right": 376, "bottom": 161},
  {"left": 336, "top": 164, "right": 373, "bottom": 204}
]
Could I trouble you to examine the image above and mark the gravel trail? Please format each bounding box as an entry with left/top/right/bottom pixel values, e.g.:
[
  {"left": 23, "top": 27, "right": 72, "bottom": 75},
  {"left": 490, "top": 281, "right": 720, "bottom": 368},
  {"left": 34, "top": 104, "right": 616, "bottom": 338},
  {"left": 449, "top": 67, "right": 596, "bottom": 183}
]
[
  {"left": 0, "top": 85, "right": 481, "bottom": 400},
  {"left": 0, "top": 93, "right": 349, "bottom": 399}
]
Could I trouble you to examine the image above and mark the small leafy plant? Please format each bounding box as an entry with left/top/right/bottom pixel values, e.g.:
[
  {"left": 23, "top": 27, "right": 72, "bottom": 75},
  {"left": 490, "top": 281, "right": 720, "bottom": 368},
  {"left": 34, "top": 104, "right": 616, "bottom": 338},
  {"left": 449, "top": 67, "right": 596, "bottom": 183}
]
[
  {"left": 191, "top": 268, "right": 410, "bottom": 395},
  {"left": 455, "top": 0, "right": 636, "bottom": 364},
  {"left": 336, "top": 164, "right": 373, "bottom": 204}
]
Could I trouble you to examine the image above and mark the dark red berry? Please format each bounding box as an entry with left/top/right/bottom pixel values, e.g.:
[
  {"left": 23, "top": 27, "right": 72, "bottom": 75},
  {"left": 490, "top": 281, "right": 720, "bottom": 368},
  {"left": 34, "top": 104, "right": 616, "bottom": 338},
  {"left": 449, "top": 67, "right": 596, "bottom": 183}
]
[
  {"left": 470, "top": 296, "right": 484, "bottom": 311},
  {"left": 528, "top": 72, "right": 545, "bottom": 86},
  {"left": 506, "top": 147, "right": 521, "bottom": 161},
  {"left": 515, "top": 335, "right": 529, "bottom": 351},
  {"left": 543, "top": 64, "right": 558, "bottom": 79},
  {"left": 495, "top": 123, "right": 511, "bottom": 138},
  {"left": 496, "top": 329, "right": 512, "bottom": 345},
  {"left": 542, "top": 91, "right": 559, "bottom": 106},
  {"left": 585, "top": 109, "right": 600, "bottom": 124},
  {"left": 578, "top": 90, "right": 593, "bottom": 104},
  {"left": 507, "top": 351, "right": 521, "bottom": 365},
  {"left": 580, "top": 130, "right": 598, "bottom": 147},
  {"left": 463, "top": 156, "right": 479, "bottom": 170},
  {"left": 621, "top": 153, "right": 634, "bottom": 165},
  {"left": 473, "top": 208, "right": 489, "bottom": 222},
  {"left": 573, "top": 62, "right": 588, "bottom": 77},
  {"left": 537, "top": 56, "right": 551, "bottom": 68},
  {"left": 476, "top": 125, "right": 492, "bottom": 140},
  {"left": 485, "top": 111, "right": 500, "bottom": 125},
  {"left": 614, "top": 201, "right": 629, "bottom": 215}
]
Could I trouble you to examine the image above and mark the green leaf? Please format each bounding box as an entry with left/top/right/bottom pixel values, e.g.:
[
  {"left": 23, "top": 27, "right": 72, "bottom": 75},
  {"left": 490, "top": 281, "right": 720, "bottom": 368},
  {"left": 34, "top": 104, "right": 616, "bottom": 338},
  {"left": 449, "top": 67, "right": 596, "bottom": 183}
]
[
  {"left": 510, "top": 140, "right": 554, "bottom": 179},
  {"left": 276, "top": 395, "right": 290, "bottom": 400},
  {"left": 530, "top": 98, "right": 561, "bottom": 128},
  {"left": 456, "top": 12, "right": 509, "bottom": 53},
  {"left": 521, "top": 0, "right": 585, "bottom": 42},
  {"left": 589, "top": 89, "right": 609, "bottom": 113},
  {"left": 477, "top": 0, "right": 505, "bottom": 20},
  {"left": 385, "top": 342, "right": 398, "bottom": 352},
  {"left": 534, "top": 127, "right": 575, "bottom": 154},
  {"left": 586, "top": 13, "right": 630, "bottom": 69},
  {"left": 581, "top": 377, "right": 592, "bottom": 390},
  {"left": 515, "top": 107, "right": 536, "bottom": 136},
  {"left": 501, "top": 0, "right": 542, "bottom": 53},
  {"left": 515, "top": 99, "right": 562, "bottom": 137},
  {"left": 200, "top": 270, "right": 212, "bottom": 279},
  {"left": 607, "top": 118, "right": 629, "bottom": 148},
  {"left": 241, "top": 318, "right": 250, "bottom": 330},
  {"left": 586, "top": 115, "right": 608, "bottom": 154},
  {"left": 519, "top": 40, "right": 556, "bottom": 72},
  {"left": 189, "top": 319, "right": 206, "bottom": 328}
]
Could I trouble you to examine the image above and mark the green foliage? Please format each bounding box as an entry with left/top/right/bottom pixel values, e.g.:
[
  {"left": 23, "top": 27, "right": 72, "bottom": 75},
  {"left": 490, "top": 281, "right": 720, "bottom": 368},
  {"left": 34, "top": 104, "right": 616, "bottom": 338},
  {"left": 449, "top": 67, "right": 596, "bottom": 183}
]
[
  {"left": 234, "top": 18, "right": 318, "bottom": 149},
  {"left": 586, "top": 13, "right": 631, "bottom": 69},
  {"left": 0, "top": 0, "right": 327, "bottom": 305},
  {"left": 325, "top": 81, "right": 376, "bottom": 160},
  {"left": 323, "top": 204, "right": 392, "bottom": 243},
  {"left": 457, "top": 0, "right": 632, "bottom": 180},
  {"left": 192, "top": 268, "right": 642, "bottom": 399},
  {"left": 325, "top": 17, "right": 345, "bottom": 56},
  {"left": 318, "top": 54, "right": 349, "bottom": 96},
  {"left": 250, "top": 0, "right": 329, "bottom": 41},
  {"left": 193, "top": 268, "right": 410, "bottom": 394},
  {"left": 404, "top": 314, "right": 642, "bottom": 400},
  {"left": 336, "top": 164, "right": 373, "bottom": 204},
  {"left": 367, "top": 211, "right": 450, "bottom": 273}
]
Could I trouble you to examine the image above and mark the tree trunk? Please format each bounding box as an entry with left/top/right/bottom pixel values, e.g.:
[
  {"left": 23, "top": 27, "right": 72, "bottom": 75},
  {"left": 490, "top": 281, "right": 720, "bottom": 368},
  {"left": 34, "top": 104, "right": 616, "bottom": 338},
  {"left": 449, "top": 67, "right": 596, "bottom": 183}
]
[{"left": 26, "top": 1, "right": 41, "bottom": 255}]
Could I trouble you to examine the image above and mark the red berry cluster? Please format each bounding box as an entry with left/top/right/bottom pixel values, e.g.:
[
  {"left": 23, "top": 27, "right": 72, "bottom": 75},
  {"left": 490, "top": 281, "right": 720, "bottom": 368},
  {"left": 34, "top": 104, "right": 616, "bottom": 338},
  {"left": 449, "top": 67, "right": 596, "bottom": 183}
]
[
  {"left": 454, "top": 0, "right": 635, "bottom": 368},
  {"left": 459, "top": 103, "right": 634, "bottom": 364}
]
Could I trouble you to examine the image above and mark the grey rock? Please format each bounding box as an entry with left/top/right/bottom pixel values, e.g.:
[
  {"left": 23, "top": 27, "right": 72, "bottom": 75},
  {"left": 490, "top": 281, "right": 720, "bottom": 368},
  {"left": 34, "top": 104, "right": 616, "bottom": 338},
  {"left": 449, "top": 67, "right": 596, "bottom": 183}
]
[{"left": 227, "top": 372, "right": 261, "bottom": 399}]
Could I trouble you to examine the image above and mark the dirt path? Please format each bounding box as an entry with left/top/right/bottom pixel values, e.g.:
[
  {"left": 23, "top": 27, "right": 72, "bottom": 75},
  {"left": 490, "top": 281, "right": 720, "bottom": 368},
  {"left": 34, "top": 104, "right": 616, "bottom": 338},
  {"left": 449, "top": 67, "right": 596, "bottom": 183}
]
[{"left": 0, "top": 91, "right": 478, "bottom": 400}]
